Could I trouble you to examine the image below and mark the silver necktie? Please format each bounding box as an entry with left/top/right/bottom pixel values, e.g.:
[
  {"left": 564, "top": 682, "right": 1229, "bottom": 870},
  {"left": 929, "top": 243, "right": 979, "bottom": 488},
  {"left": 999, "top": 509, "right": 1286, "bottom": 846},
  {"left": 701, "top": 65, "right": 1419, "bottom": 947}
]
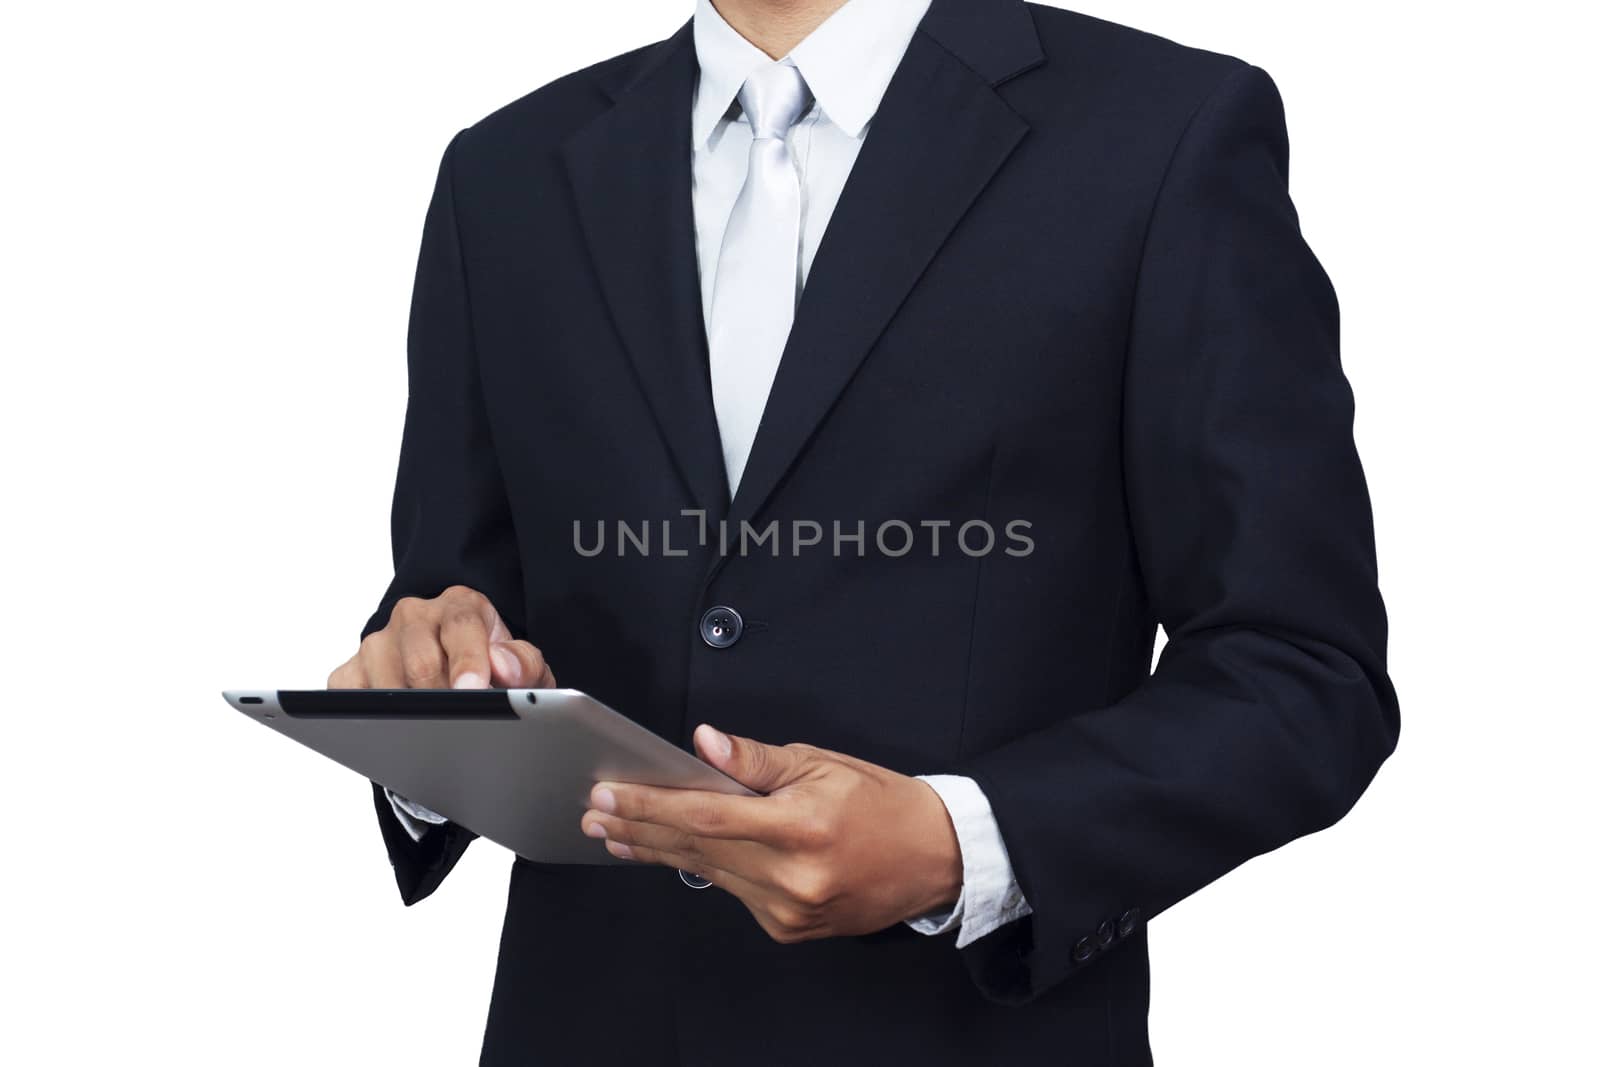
[{"left": 706, "top": 61, "right": 813, "bottom": 497}]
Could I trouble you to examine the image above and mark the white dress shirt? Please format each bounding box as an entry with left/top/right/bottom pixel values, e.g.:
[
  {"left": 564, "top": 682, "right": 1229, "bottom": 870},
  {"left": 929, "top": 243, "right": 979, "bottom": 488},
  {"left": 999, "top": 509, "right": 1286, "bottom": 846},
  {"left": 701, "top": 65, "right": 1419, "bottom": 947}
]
[{"left": 389, "top": 0, "right": 1032, "bottom": 949}]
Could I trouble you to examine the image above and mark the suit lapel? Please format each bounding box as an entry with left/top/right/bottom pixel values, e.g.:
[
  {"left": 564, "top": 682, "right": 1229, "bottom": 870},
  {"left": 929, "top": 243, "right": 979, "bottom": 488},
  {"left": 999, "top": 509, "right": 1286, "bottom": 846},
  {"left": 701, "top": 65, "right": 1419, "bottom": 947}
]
[
  {"left": 562, "top": 23, "right": 731, "bottom": 518},
  {"left": 724, "top": 5, "right": 1042, "bottom": 531},
  {"left": 559, "top": 1, "right": 1045, "bottom": 533}
]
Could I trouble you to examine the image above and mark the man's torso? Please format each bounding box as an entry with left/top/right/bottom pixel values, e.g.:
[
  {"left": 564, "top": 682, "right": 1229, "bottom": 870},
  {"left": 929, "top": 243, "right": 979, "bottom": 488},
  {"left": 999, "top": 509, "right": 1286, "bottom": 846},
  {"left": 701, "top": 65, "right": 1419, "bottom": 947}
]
[{"left": 436, "top": 3, "right": 1246, "bottom": 1063}]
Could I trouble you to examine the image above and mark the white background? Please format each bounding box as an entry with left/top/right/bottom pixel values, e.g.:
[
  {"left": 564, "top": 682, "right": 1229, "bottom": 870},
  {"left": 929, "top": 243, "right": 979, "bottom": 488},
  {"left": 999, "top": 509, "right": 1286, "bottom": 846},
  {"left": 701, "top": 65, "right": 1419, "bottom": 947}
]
[{"left": 3, "top": 1, "right": 1595, "bottom": 1063}]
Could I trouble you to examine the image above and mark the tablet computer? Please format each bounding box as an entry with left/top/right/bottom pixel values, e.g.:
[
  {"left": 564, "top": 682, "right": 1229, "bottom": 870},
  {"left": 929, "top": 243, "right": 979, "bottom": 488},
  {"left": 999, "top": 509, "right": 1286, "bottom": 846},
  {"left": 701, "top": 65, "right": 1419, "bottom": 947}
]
[{"left": 221, "top": 688, "right": 756, "bottom": 864}]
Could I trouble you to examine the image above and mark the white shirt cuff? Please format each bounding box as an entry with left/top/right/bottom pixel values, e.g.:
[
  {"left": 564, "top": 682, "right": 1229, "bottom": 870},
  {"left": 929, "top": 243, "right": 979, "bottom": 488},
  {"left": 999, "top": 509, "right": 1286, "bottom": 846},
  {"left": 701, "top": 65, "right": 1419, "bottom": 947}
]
[
  {"left": 384, "top": 788, "right": 448, "bottom": 843},
  {"left": 905, "top": 774, "right": 1033, "bottom": 948}
]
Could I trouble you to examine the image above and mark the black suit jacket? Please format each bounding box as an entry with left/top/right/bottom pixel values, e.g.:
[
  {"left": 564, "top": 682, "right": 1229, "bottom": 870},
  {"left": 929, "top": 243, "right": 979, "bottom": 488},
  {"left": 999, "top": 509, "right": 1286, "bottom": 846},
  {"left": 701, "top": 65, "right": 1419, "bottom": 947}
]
[{"left": 359, "top": 2, "right": 1399, "bottom": 1063}]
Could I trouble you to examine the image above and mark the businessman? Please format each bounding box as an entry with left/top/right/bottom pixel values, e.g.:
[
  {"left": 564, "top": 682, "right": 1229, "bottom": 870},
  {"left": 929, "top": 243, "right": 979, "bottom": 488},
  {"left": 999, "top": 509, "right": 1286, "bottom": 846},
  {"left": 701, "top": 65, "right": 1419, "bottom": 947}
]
[{"left": 327, "top": 0, "right": 1400, "bottom": 1062}]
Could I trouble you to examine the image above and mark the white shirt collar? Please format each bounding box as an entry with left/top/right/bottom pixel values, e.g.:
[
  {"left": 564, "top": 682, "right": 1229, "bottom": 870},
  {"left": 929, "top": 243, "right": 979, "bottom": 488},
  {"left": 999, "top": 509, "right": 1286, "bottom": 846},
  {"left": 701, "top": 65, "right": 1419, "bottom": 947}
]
[{"left": 691, "top": 0, "right": 933, "bottom": 146}]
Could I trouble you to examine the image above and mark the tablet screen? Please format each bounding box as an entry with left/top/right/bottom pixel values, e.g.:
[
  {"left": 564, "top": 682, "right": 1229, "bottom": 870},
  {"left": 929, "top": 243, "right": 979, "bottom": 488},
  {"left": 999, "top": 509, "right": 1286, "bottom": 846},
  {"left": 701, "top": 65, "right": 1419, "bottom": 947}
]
[{"left": 275, "top": 689, "right": 521, "bottom": 720}]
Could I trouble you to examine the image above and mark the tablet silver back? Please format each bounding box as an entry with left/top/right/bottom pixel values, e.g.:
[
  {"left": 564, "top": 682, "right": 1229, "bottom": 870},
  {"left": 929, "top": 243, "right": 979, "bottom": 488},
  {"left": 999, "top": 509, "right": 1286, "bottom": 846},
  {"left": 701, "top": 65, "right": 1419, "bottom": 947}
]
[{"left": 221, "top": 688, "right": 755, "bottom": 865}]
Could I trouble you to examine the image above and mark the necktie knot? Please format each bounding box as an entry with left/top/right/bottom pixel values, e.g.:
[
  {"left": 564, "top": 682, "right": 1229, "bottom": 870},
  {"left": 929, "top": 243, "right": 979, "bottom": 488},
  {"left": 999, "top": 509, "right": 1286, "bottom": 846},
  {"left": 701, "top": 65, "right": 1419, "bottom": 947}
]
[{"left": 738, "top": 62, "right": 812, "bottom": 140}]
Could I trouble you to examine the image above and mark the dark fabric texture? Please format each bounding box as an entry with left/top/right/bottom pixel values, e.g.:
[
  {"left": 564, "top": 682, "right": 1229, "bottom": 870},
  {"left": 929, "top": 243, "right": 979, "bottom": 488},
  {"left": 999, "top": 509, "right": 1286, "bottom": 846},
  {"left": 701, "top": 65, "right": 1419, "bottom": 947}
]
[{"left": 356, "top": 2, "right": 1399, "bottom": 1063}]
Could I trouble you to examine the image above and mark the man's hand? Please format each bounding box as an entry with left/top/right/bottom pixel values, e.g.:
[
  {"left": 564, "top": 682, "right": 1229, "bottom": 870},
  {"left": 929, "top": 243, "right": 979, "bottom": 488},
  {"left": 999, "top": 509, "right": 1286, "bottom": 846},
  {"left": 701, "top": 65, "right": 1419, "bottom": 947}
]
[
  {"left": 327, "top": 585, "right": 555, "bottom": 690},
  {"left": 580, "top": 725, "right": 964, "bottom": 942}
]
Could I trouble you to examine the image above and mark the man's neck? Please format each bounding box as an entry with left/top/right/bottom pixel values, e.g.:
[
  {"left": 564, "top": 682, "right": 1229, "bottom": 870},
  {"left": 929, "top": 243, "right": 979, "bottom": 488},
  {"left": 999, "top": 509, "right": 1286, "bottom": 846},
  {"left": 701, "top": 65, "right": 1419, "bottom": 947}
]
[{"left": 711, "top": 0, "right": 850, "bottom": 58}]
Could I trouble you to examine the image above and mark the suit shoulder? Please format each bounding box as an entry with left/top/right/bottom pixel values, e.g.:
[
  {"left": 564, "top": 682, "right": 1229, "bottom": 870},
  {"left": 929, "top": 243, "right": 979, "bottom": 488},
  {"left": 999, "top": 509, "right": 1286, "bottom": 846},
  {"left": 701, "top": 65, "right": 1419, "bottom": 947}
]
[
  {"left": 1024, "top": 4, "right": 1250, "bottom": 103},
  {"left": 449, "top": 38, "right": 660, "bottom": 161}
]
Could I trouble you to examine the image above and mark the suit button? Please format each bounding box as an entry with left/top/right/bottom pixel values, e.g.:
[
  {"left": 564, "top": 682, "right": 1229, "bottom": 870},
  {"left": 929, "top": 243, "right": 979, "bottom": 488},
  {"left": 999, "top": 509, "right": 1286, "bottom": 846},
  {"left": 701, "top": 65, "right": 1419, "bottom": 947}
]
[
  {"left": 1072, "top": 936, "right": 1097, "bottom": 963},
  {"left": 699, "top": 606, "right": 743, "bottom": 648},
  {"left": 679, "top": 869, "right": 713, "bottom": 889},
  {"left": 1117, "top": 908, "right": 1142, "bottom": 938},
  {"left": 1096, "top": 919, "right": 1117, "bottom": 949}
]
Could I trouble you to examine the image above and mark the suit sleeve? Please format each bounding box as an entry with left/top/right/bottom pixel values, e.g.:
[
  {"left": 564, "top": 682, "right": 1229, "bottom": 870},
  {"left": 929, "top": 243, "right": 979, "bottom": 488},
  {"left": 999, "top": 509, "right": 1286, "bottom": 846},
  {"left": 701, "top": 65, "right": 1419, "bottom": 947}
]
[
  {"left": 360, "top": 129, "right": 527, "bottom": 906},
  {"left": 952, "top": 64, "right": 1400, "bottom": 1003}
]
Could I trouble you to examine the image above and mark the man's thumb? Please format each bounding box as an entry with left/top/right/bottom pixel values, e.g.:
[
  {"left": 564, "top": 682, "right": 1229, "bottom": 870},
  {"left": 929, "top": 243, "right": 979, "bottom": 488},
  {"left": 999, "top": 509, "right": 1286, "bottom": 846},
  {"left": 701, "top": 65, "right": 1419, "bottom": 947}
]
[{"left": 694, "top": 724, "right": 803, "bottom": 794}]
